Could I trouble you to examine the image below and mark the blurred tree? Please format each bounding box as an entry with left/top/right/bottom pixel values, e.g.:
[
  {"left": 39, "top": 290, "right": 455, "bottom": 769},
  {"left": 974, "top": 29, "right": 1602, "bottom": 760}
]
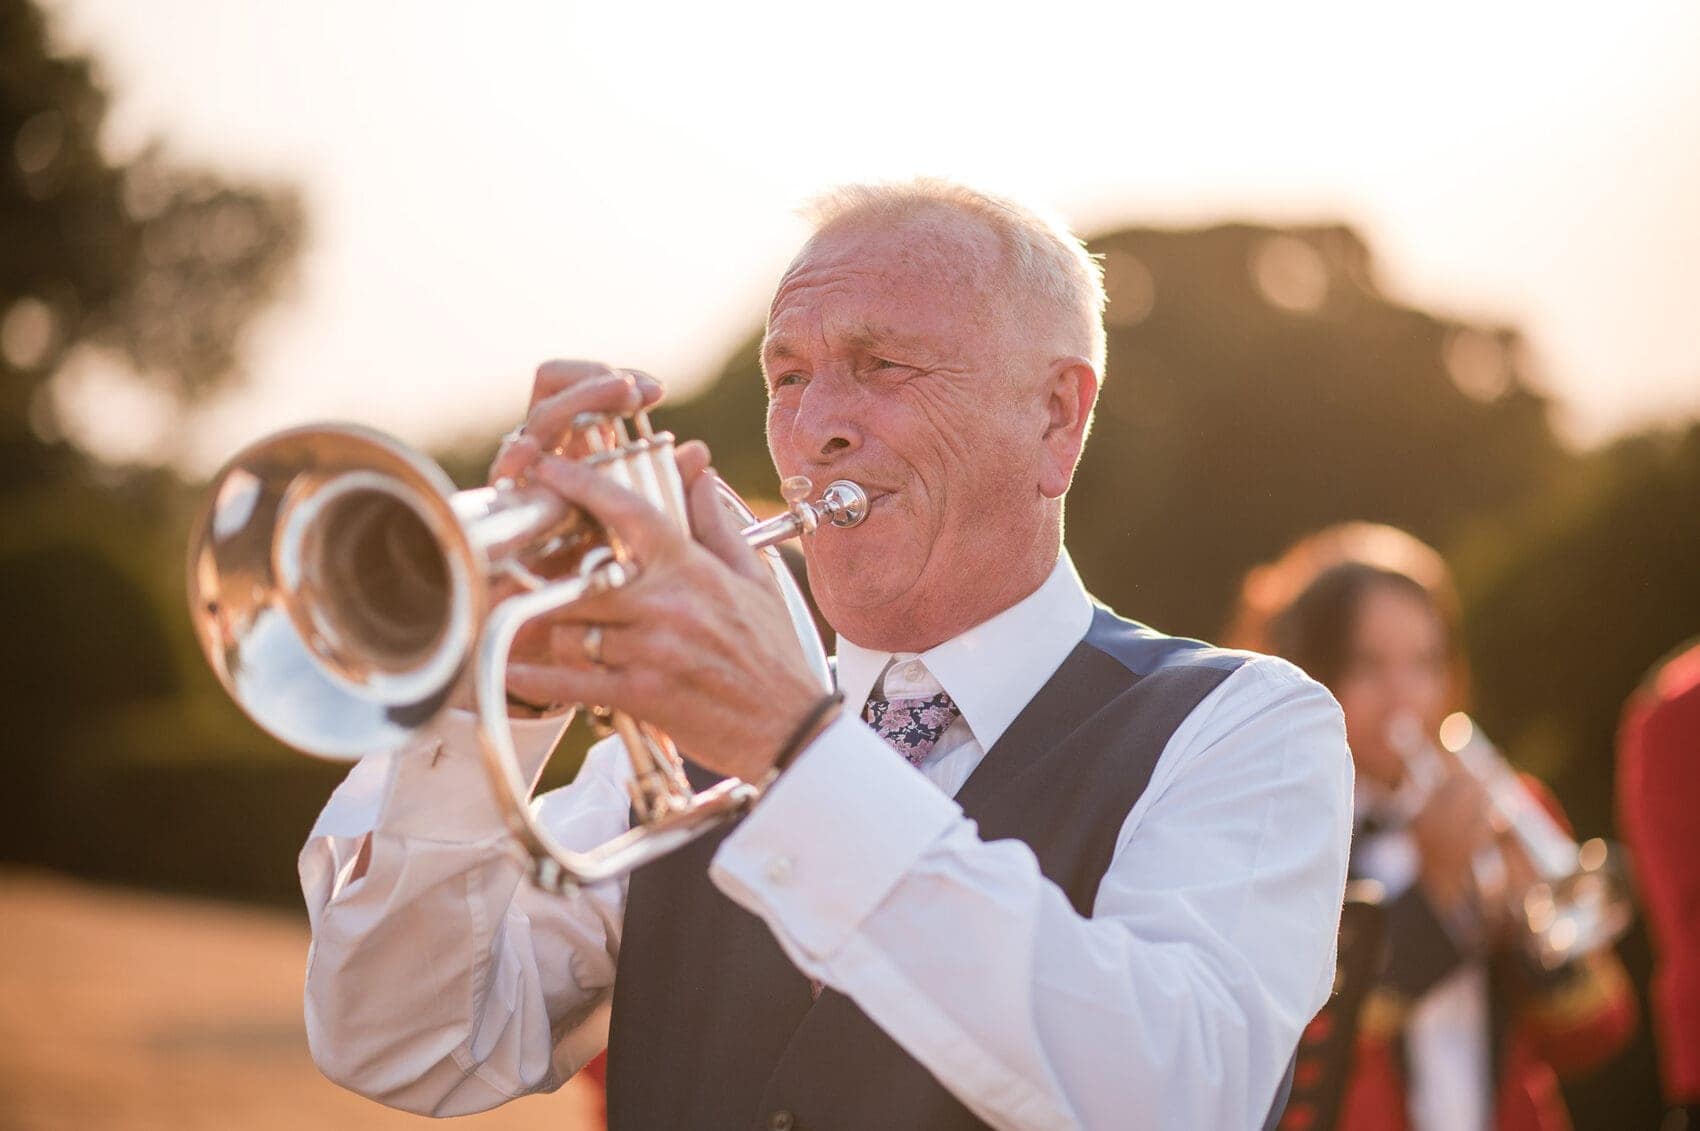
[
  {"left": 1, "top": 0, "right": 303, "bottom": 490},
  {"left": 1, "top": 0, "right": 303, "bottom": 866},
  {"left": 1456, "top": 423, "right": 1700, "bottom": 833},
  {"left": 1079, "top": 223, "right": 1566, "bottom": 635}
]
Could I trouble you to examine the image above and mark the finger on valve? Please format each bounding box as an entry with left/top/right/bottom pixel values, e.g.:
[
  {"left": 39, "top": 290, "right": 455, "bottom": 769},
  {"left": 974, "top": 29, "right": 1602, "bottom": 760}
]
[
  {"left": 530, "top": 455, "right": 684, "bottom": 567},
  {"left": 531, "top": 360, "right": 662, "bottom": 408},
  {"left": 522, "top": 364, "right": 664, "bottom": 455},
  {"left": 673, "top": 439, "right": 711, "bottom": 483},
  {"left": 489, "top": 430, "right": 540, "bottom": 485}
]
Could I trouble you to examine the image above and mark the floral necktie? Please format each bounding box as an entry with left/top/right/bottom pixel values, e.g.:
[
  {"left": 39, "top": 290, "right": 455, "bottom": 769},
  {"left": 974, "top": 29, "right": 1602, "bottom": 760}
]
[{"left": 862, "top": 690, "right": 961, "bottom": 768}]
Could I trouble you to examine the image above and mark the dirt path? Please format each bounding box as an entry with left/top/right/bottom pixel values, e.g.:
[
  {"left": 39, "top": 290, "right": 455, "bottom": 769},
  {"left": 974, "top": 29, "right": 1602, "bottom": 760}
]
[{"left": 0, "top": 870, "right": 600, "bottom": 1130}]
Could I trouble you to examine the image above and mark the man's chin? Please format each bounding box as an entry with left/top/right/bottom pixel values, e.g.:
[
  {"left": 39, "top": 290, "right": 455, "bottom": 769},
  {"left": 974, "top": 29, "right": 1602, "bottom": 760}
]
[{"left": 806, "top": 550, "right": 917, "bottom": 614}]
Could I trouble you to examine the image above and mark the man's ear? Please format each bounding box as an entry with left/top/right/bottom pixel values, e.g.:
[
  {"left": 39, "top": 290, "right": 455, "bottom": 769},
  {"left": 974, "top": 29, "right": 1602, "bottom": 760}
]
[{"left": 1038, "top": 356, "right": 1099, "bottom": 499}]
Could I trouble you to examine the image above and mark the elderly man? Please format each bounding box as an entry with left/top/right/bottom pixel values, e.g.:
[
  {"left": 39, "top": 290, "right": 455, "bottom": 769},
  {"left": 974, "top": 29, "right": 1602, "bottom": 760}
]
[{"left": 300, "top": 181, "right": 1354, "bottom": 1130}]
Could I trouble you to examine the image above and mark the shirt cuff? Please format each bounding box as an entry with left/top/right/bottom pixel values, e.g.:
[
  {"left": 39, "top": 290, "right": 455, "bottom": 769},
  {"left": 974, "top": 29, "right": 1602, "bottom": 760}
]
[
  {"left": 708, "top": 712, "right": 962, "bottom": 961},
  {"left": 379, "top": 708, "right": 570, "bottom": 842}
]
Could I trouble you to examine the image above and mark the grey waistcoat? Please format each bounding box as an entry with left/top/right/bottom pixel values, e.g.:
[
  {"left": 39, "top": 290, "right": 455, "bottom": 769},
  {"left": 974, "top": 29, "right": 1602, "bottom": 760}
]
[{"left": 606, "top": 606, "right": 1252, "bottom": 1131}]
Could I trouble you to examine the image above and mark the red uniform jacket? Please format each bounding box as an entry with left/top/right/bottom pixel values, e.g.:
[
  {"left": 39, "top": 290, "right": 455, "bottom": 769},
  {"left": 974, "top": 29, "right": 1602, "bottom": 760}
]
[{"left": 1618, "top": 642, "right": 1700, "bottom": 1106}]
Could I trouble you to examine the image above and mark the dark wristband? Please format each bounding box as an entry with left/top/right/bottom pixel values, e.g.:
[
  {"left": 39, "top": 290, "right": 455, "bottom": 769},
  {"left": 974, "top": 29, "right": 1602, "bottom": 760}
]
[{"left": 768, "top": 691, "right": 845, "bottom": 780}]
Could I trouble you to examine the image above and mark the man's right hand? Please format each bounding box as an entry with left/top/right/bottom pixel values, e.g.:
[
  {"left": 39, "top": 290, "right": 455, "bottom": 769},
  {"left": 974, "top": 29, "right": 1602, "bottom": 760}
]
[{"left": 478, "top": 360, "right": 681, "bottom": 708}]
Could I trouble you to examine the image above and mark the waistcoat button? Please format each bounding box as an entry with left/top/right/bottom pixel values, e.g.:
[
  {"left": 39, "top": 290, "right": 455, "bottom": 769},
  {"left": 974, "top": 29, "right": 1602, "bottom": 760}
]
[{"left": 768, "top": 1109, "right": 796, "bottom": 1131}]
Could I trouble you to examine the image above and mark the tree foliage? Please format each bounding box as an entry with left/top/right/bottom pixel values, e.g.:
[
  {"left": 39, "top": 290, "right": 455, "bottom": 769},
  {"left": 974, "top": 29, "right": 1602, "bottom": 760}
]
[
  {"left": 0, "top": 0, "right": 305, "bottom": 858},
  {"left": 1, "top": 0, "right": 303, "bottom": 490}
]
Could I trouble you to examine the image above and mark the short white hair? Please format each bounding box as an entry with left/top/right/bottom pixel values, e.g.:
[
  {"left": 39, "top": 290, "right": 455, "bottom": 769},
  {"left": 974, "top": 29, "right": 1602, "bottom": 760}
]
[{"left": 802, "top": 178, "right": 1107, "bottom": 373}]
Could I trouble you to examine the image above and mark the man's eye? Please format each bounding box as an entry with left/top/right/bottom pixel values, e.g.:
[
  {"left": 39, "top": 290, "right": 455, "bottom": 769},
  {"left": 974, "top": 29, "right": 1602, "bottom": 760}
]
[
  {"left": 772, "top": 372, "right": 806, "bottom": 390},
  {"left": 867, "top": 356, "right": 904, "bottom": 372}
]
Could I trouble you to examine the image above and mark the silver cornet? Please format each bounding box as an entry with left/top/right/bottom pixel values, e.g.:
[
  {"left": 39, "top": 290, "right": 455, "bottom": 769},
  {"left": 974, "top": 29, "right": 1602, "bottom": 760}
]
[
  {"left": 187, "top": 410, "right": 867, "bottom": 891},
  {"left": 1390, "top": 712, "right": 1634, "bottom": 970}
]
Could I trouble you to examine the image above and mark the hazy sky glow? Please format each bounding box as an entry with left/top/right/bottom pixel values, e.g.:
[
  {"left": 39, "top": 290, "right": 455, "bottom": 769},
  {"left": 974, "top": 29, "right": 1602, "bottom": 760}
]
[{"left": 43, "top": 0, "right": 1700, "bottom": 474}]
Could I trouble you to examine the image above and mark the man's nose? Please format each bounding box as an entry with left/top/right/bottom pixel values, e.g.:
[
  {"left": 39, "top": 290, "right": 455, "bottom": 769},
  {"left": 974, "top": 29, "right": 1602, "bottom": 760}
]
[{"left": 792, "top": 380, "right": 862, "bottom": 463}]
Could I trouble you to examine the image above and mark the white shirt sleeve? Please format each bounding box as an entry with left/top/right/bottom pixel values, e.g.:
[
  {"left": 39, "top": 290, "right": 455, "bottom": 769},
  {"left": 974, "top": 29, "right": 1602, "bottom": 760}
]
[
  {"left": 299, "top": 709, "right": 634, "bottom": 1117},
  {"left": 709, "top": 657, "right": 1354, "bottom": 1131}
]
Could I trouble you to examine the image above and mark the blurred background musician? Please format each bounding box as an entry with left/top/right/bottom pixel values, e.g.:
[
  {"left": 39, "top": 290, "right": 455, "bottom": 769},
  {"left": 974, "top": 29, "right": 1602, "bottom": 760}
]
[
  {"left": 1230, "top": 523, "right": 1636, "bottom": 1131},
  {"left": 1618, "top": 640, "right": 1700, "bottom": 1130}
]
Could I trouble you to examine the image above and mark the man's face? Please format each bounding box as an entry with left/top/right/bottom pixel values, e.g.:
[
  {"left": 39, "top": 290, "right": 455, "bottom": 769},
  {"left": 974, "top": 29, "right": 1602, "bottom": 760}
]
[{"left": 762, "top": 216, "right": 1048, "bottom": 646}]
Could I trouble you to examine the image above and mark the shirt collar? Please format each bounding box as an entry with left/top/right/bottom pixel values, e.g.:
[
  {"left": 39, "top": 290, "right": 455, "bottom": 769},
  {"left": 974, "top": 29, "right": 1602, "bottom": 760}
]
[{"left": 835, "top": 553, "right": 1095, "bottom": 751}]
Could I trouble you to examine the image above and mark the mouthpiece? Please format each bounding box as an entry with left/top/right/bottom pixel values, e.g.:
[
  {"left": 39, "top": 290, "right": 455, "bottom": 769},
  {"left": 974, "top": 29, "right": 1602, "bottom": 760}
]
[
  {"left": 740, "top": 478, "right": 869, "bottom": 551},
  {"left": 816, "top": 480, "right": 869, "bottom": 528}
]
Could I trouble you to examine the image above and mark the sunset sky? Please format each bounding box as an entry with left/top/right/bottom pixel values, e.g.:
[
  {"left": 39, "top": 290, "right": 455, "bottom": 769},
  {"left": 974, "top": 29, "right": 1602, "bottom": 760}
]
[{"left": 43, "top": 0, "right": 1700, "bottom": 474}]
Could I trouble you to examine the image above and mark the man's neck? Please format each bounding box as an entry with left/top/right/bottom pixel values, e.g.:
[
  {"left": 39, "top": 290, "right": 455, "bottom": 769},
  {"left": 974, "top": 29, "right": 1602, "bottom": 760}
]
[{"left": 837, "top": 549, "right": 1060, "bottom": 654}]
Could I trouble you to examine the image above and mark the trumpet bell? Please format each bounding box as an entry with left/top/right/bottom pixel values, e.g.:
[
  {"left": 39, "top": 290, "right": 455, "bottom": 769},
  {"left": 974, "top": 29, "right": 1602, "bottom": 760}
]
[
  {"left": 1520, "top": 837, "right": 1636, "bottom": 970},
  {"left": 187, "top": 424, "right": 487, "bottom": 760}
]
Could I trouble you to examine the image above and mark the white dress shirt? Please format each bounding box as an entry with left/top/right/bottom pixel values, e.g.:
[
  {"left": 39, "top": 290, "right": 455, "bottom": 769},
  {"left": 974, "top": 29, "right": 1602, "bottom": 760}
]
[{"left": 300, "top": 553, "right": 1354, "bottom": 1129}]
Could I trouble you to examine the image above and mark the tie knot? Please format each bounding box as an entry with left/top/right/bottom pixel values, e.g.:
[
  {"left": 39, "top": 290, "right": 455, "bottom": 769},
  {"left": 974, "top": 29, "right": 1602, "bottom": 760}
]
[{"left": 863, "top": 690, "right": 960, "bottom": 768}]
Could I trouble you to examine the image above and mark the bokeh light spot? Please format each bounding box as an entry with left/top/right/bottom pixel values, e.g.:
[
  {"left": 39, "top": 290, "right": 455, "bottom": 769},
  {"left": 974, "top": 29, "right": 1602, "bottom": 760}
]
[
  {"left": 1, "top": 297, "right": 60, "bottom": 371},
  {"left": 1445, "top": 327, "right": 1514, "bottom": 402},
  {"left": 1438, "top": 711, "right": 1474, "bottom": 754},
  {"left": 13, "top": 110, "right": 65, "bottom": 177},
  {"left": 1102, "top": 249, "right": 1157, "bottom": 328},
  {"left": 1251, "top": 236, "right": 1329, "bottom": 313},
  {"left": 49, "top": 360, "right": 181, "bottom": 466}
]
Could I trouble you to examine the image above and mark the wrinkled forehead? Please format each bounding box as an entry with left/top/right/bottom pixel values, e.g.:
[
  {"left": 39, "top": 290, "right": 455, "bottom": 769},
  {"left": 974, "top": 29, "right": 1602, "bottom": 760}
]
[{"left": 764, "top": 215, "right": 1006, "bottom": 351}]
